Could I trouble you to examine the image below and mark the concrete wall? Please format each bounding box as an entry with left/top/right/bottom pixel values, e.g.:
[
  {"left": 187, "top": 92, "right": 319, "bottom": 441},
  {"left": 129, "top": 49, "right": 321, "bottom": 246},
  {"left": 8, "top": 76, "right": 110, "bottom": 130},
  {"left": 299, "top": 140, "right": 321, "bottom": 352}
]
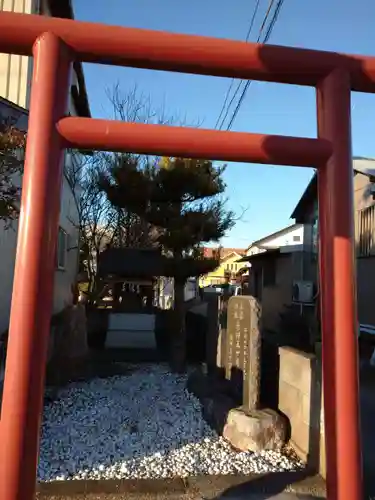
[
  {"left": 278, "top": 346, "right": 325, "bottom": 477},
  {"left": 250, "top": 252, "right": 304, "bottom": 332},
  {"left": 259, "top": 255, "right": 293, "bottom": 332}
]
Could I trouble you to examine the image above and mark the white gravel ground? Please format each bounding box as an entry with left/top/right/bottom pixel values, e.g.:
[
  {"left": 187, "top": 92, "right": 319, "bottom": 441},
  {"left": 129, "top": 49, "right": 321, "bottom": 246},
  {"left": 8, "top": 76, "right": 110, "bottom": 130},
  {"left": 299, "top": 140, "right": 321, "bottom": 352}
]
[{"left": 38, "top": 364, "right": 301, "bottom": 481}]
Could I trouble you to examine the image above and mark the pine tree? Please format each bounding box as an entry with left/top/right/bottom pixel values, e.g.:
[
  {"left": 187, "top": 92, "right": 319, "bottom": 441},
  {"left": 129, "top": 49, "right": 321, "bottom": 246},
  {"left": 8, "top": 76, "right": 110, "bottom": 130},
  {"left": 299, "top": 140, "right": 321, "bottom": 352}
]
[{"left": 100, "top": 156, "right": 235, "bottom": 372}]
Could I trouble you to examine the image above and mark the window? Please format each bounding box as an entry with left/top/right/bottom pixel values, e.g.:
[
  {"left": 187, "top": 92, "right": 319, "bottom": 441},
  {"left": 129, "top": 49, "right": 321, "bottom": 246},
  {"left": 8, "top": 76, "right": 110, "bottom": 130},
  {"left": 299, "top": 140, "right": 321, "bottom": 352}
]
[
  {"left": 57, "top": 227, "right": 67, "bottom": 270},
  {"left": 293, "top": 235, "right": 301, "bottom": 242},
  {"left": 358, "top": 205, "right": 375, "bottom": 257}
]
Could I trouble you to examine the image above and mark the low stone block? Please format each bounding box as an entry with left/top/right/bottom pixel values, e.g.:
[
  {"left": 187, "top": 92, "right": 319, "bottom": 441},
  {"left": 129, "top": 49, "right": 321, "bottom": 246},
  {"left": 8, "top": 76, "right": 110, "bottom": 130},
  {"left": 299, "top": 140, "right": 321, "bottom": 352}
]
[
  {"left": 223, "top": 407, "right": 287, "bottom": 452},
  {"left": 279, "top": 347, "right": 315, "bottom": 396}
]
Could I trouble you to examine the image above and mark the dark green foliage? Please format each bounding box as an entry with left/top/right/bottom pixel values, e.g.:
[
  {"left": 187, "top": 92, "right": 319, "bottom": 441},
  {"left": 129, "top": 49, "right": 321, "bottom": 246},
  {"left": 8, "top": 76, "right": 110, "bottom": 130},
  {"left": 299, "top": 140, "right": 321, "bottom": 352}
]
[
  {"left": 100, "top": 155, "right": 235, "bottom": 372},
  {"left": 100, "top": 156, "right": 234, "bottom": 258}
]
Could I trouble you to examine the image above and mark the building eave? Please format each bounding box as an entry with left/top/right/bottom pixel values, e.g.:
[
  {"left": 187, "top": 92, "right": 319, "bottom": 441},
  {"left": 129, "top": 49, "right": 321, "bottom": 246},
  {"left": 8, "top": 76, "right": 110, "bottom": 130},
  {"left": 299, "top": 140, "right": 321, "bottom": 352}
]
[
  {"left": 220, "top": 251, "right": 243, "bottom": 262},
  {"left": 290, "top": 173, "right": 317, "bottom": 222},
  {"left": 291, "top": 158, "right": 375, "bottom": 222},
  {"left": 48, "top": 0, "right": 91, "bottom": 118},
  {"left": 246, "top": 224, "right": 302, "bottom": 251}
]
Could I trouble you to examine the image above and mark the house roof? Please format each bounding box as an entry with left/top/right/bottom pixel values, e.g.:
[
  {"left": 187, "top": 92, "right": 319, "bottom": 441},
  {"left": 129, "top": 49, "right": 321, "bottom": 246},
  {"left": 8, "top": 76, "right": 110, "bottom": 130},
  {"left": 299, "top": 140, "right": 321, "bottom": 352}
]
[
  {"left": 246, "top": 224, "right": 302, "bottom": 251},
  {"left": 291, "top": 157, "right": 375, "bottom": 222},
  {"left": 202, "top": 247, "right": 246, "bottom": 259},
  {"left": 48, "top": 0, "right": 91, "bottom": 118},
  {"left": 239, "top": 246, "right": 298, "bottom": 264},
  {"left": 236, "top": 266, "right": 249, "bottom": 276},
  {"left": 221, "top": 250, "right": 245, "bottom": 262},
  {"left": 353, "top": 157, "right": 375, "bottom": 178},
  {"left": 240, "top": 248, "right": 281, "bottom": 263},
  {"left": 97, "top": 248, "right": 165, "bottom": 279}
]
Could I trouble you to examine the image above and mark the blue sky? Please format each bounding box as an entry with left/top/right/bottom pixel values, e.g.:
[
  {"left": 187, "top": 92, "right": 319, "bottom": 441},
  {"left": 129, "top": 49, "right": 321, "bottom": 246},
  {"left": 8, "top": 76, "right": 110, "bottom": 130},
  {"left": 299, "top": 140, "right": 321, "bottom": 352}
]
[{"left": 73, "top": 0, "right": 375, "bottom": 248}]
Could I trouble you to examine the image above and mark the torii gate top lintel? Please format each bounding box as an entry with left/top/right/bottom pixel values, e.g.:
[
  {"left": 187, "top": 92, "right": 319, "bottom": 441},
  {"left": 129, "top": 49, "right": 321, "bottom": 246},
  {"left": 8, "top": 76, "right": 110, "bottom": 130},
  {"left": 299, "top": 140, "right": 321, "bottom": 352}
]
[{"left": 0, "top": 11, "right": 375, "bottom": 92}]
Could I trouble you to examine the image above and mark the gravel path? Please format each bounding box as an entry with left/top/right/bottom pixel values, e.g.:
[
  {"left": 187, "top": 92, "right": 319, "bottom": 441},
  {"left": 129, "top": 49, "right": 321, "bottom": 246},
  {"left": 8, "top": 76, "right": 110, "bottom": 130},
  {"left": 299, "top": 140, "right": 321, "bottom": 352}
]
[{"left": 38, "top": 364, "right": 301, "bottom": 481}]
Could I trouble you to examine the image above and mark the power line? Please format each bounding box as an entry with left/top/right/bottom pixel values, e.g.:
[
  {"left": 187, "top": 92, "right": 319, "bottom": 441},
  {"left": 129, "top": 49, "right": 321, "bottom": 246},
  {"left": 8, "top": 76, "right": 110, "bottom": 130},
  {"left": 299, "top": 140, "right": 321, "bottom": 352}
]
[
  {"left": 216, "top": 0, "right": 275, "bottom": 130},
  {"left": 225, "top": 0, "right": 285, "bottom": 131},
  {"left": 214, "top": 0, "right": 262, "bottom": 130}
]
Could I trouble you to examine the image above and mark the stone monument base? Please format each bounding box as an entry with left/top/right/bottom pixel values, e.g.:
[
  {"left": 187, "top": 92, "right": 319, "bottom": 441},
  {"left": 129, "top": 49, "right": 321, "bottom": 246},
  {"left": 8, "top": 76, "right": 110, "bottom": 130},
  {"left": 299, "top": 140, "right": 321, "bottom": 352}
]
[
  {"left": 187, "top": 369, "right": 288, "bottom": 452},
  {"left": 223, "top": 407, "right": 287, "bottom": 452}
]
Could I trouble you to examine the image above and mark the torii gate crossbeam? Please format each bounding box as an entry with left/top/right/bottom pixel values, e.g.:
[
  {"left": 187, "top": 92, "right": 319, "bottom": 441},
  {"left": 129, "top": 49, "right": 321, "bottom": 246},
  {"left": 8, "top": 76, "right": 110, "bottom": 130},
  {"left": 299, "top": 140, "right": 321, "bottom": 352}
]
[{"left": 0, "top": 11, "right": 371, "bottom": 500}]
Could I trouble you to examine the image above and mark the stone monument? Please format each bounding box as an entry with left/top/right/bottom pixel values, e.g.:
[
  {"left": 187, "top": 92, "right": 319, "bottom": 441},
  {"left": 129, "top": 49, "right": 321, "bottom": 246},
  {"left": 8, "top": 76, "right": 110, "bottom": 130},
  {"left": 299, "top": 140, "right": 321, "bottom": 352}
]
[
  {"left": 222, "top": 295, "right": 287, "bottom": 452},
  {"left": 225, "top": 295, "right": 261, "bottom": 409},
  {"left": 205, "top": 293, "right": 229, "bottom": 377},
  {"left": 187, "top": 294, "right": 287, "bottom": 452}
]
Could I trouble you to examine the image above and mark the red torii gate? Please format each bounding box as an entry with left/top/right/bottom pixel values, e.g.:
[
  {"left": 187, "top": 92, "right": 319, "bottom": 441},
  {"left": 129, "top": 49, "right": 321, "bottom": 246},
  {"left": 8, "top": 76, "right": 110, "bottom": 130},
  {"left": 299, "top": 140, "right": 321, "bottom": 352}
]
[{"left": 0, "top": 11, "right": 372, "bottom": 500}]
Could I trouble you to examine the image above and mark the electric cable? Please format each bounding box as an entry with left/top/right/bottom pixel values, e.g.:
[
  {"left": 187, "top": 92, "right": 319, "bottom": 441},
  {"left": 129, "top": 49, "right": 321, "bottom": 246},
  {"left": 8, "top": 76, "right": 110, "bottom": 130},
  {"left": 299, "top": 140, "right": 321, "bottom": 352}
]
[
  {"left": 225, "top": 0, "right": 285, "bottom": 131},
  {"left": 217, "top": 0, "right": 276, "bottom": 130},
  {"left": 218, "top": 0, "right": 286, "bottom": 131},
  {"left": 214, "top": 0, "right": 262, "bottom": 129}
]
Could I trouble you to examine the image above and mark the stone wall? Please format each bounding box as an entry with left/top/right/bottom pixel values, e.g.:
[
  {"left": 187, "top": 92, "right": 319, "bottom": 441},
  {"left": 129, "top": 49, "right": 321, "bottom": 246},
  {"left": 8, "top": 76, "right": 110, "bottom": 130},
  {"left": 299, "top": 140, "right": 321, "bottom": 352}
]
[{"left": 278, "top": 346, "right": 326, "bottom": 478}]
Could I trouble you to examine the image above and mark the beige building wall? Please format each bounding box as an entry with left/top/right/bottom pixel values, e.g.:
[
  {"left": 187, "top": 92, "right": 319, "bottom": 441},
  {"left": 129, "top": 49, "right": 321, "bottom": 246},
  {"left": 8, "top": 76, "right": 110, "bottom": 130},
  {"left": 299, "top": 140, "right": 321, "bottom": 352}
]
[
  {"left": 250, "top": 252, "right": 304, "bottom": 332},
  {"left": 353, "top": 170, "right": 374, "bottom": 242},
  {"left": 296, "top": 162, "right": 375, "bottom": 327},
  {"left": 0, "top": 0, "right": 81, "bottom": 111},
  {"left": 0, "top": 0, "right": 39, "bottom": 109},
  {"left": 353, "top": 170, "right": 375, "bottom": 326}
]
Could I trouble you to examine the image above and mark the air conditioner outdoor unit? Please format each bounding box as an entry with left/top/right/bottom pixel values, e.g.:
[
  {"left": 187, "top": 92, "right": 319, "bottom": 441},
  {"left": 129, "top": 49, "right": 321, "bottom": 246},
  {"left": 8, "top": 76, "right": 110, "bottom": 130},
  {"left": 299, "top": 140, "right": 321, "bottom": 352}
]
[{"left": 292, "top": 280, "right": 314, "bottom": 304}]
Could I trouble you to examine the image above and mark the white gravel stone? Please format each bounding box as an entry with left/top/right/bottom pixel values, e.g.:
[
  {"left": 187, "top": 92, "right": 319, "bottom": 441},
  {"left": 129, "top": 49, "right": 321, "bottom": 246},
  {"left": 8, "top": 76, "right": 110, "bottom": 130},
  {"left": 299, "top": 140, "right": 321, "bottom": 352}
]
[{"left": 38, "top": 364, "right": 302, "bottom": 481}]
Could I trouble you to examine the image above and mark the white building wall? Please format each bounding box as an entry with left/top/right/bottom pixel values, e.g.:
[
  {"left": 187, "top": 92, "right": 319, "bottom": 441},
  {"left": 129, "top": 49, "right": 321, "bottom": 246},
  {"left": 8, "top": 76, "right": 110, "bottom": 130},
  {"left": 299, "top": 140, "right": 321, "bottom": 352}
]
[
  {"left": 53, "top": 176, "right": 80, "bottom": 314},
  {"left": 0, "top": 177, "right": 80, "bottom": 333},
  {"left": 261, "top": 225, "right": 304, "bottom": 248},
  {"left": 0, "top": 221, "right": 18, "bottom": 332},
  {"left": 246, "top": 225, "right": 304, "bottom": 257},
  {"left": 0, "top": 0, "right": 83, "bottom": 333}
]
